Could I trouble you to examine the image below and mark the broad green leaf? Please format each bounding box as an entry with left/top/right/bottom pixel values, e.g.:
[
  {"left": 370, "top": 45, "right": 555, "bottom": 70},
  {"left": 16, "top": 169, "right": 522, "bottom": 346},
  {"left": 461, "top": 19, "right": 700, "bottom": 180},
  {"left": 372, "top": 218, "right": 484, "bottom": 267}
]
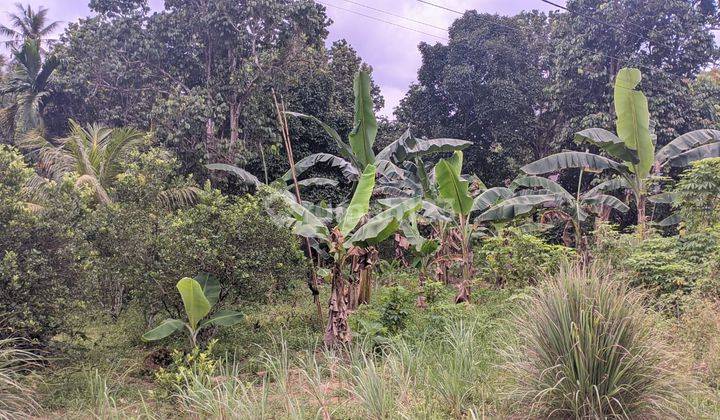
[
  {"left": 414, "top": 157, "right": 434, "bottom": 198},
  {"left": 339, "top": 164, "right": 376, "bottom": 235},
  {"left": 657, "top": 213, "right": 681, "bottom": 226},
  {"left": 294, "top": 177, "right": 339, "bottom": 188},
  {"left": 521, "top": 151, "right": 625, "bottom": 175},
  {"left": 199, "top": 310, "right": 243, "bottom": 328},
  {"left": 471, "top": 187, "right": 513, "bottom": 213},
  {"left": 405, "top": 138, "right": 472, "bottom": 159},
  {"left": 195, "top": 273, "right": 220, "bottom": 307},
  {"left": 574, "top": 128, "right": 639, "bottom": 163},
  {"left": 647, "top": 192, "right": 676, "bottom": 204},
  {"left": 285, "top": 112, "right": 356, "bottom": 163},
  {"left": 206, "top": 163, "right": 261, "bottom": 186},
  {"left": 142, "top": 318, "right": 185, "bottom": 341},
  {"left": 656, "top": 129, "right": 720, "bottom": 165},
  {"left": 582, "top": 194, "right": 630, "bottom": 213},
  {"left": 376, "top": 128, "right": 416, "bottom": 162},
  {"left": 348, "top": 197, "right": 421, "bottom": 246},
  {"left": 348, "top": 71, "right": 377, "bottom": 168},
  {"left": 477, "top": 194, "right": 561, "bottom": 222},
  {"left": 614, "top": 68, "right": 653, "bottom": 176},
  {"left": 176, "top": 277, "right": 211, "bottom": 330},
  {"left": 271, "top": 193, "right": 330, "bottom": 240},
  {"left": 282, "top": 153, "right": 358, "bottom": 182},
  {"left": 586, "top": 178, "right": 629, "bottom": 196},
  {"left": 665, "top": 142, "right": 720, "bottom": 168},
  {"left": 435, "top": 151, "right": 473, "bottom": 215},
  {"left": 511, "top": 176, "right": 573, "bottom": 201}
]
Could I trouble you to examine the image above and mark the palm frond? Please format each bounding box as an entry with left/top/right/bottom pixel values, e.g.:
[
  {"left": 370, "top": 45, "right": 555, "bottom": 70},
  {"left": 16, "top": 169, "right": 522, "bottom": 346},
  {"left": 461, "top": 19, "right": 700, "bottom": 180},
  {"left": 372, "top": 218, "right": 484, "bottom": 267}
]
[{"left": 157, "top": 186, "right": 202, "bottom": 209}]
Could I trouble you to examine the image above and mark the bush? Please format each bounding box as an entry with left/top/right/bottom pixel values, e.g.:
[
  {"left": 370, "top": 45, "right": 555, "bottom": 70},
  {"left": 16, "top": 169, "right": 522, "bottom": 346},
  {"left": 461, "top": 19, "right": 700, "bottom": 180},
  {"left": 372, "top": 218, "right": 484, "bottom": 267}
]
[
  {"left": 673, "top": 157, "right": 720, "bottom": 232},
  {"left": 623, "top": 229, "right": 719, "bottom": 309},
  {"left": 0, "top": 146, "right": 87, "bottom": 343},
  {"left": 81, "top": 149, "right": 307, "bottom": 321},
  {"left": 474, "top": 228, "right": 575, "bottom": 288},
  {"left": 504, "top": 263, "right": 689, "bottom": 418}
]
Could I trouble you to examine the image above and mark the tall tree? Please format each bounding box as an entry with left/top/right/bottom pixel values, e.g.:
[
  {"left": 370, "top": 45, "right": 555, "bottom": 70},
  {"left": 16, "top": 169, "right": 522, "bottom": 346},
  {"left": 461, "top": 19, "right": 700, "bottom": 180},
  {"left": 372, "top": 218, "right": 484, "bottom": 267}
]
[
  {"left": 0, "top": 3, "right": 61, "bottom": 51},
  {"left": 397, "top": 2, "right": 720, "bottom": 185},
  {"left": 0, "top": 39, "right": 58, "bottom": 143}
]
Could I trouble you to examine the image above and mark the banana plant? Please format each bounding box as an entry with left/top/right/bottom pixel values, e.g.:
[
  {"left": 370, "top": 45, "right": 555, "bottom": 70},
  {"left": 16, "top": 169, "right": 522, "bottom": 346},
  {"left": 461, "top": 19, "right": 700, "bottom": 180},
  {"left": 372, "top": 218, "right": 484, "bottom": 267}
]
[
  {"left": 433, "top": 150, "right": 475, "bottom": 302},
  {"left": 520, "top": 68, "right": 720, "bottom": 238},
  {"left": 142, "top": 275, "right": 243, "bottom": 348},
  {"left": 399, "top": 215, "right": 440, "bottom": 308},
  {"left": 502, "top": 175, "right": 629, "bottom": 247},
  {"left": 285, "top": 71, "right": 471, "bottom": 194},
  {"left": 276, "top": 164, "right": 421, "bottom": 347}
]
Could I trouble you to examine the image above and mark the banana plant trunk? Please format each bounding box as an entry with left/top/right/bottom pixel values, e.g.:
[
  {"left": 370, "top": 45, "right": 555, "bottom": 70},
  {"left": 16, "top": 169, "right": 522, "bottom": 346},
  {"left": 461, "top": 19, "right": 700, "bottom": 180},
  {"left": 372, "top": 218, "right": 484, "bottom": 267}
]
[
  {"left": 454, "top": 215, "right": 472, "bottom": 303},
  {"left": 324, "top": 263, "right": 351, "bottom": 348},
  {"left": 635, "top": 187, "right": 647, "bottom": 239},
  {"left": 357, "top": 268, "right": 372, "bottom": 306},
  {"left": 417, "top": 268, "right": 428, "bottom": 309}
]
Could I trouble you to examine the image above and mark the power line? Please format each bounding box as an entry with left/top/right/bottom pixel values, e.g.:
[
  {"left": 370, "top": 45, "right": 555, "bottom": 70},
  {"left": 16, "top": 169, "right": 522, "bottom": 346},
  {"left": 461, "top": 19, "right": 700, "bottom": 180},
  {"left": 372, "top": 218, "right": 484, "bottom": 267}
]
[
  {"left": 318, "top": 1, "right": 448, "bottom": 41},
  {"left": 539, "top": 0, "right": 646, "bottom": 40},
  {"left": 337, "top": 0, "right": 447, "bottom": 32}
]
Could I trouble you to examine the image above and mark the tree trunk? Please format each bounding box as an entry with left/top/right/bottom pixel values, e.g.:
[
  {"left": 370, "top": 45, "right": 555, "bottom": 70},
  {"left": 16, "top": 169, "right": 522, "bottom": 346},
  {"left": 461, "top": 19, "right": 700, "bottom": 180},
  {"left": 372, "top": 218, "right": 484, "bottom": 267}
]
[
  {"left": 229, "top": 102, "right": 240, "bottom": 148},
  {"left": 324, "top": 265, "right": 351, "bottom": 348},
  {"left": 637, "top": 193, "right": 647, "bottom": 239},
  {"left": 357, "top": 268, "right": 372, "bottom": 306}
]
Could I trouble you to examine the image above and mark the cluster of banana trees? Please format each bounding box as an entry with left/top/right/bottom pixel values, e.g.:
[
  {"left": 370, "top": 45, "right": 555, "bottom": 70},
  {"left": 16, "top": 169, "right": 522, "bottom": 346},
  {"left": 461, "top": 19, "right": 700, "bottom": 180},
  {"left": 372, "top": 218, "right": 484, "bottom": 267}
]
[{"left": 477, "top": 68, "right": 720, "bottom": 246}]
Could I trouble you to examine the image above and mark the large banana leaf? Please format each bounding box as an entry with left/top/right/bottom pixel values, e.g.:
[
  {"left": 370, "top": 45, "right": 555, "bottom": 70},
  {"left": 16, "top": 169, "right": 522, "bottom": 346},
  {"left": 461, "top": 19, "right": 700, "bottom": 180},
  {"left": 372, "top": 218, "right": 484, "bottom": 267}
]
[
  {"left": 405, "top": 138, "right": 472, "bottom": 158},
  {"left": 574, "top": 128, "right": 639, "bottom": 163},
  {"left": 471, "top": 187, "right": 513, "bottom": 213},
  {"left": 206, "top": 163, "right": 261, "bottom": 186},
  {"left": 141, "top": 318, "right": 185, "bottom": 341},
  {"left": 655, "top": 129, "right": 720, "bottom": 165},
  {"left": 339, "top": 164, "right": 376, "bottom": 235},
  {"left": 664, "top": 142, "right": 720, "bottom": 168},
  {"left": 194, "top": 273, "right": 220, "bottom": 307},
  {"left": 283, "top": 153, "right": 358, "bottom": 182},
  {"left": 295, "top": 177, "right": 339, "bottom": 188},
  {"left": 375, "top": 159, "right": 407, "bottom": 181},
  {"left": 586, "top": 177, "right": 629, "bottom": 196},
  {"left": 477, "top": 194, "right": 561, "bottom": 222},
  {"left": 348, "top": 197, "right": 421, "bottom": 246},
  {"left": 521, "top": 151, "right": 624, "bottom": 175},
  {"left": 435, "top": 151, "right": 472, "bottom": 215},
  {"left": 376, "top": 128, "right": 416, "bottom": 162},
  {"left": 199, "top": 309, "right": 243, "bottom": 328},
  {"left": 657, "top": 213, "right": 681, "bottom": 227},
  {"left": 582, "top": 194, "right": 630, "bottom": 213},
  {"left": 614, "top": 68, "right": 653, "bottom": 176},
  {"left": 176, "top": 277, "right": 211, "bottom": 330},
  {"left": 647, "top": 192, "right": 676, "bottom": 204},
  {"left": 285, "top": 111, "right": 356, "bottom": 163},
  {"left": 348, "top": 71, "right": 377, "bottom": 168},
  {"left": 510, "top": 176, "right": 573, "bottom": 201},
  {"left": 283, "top": 195, "right": 330, "bottom": 240}
]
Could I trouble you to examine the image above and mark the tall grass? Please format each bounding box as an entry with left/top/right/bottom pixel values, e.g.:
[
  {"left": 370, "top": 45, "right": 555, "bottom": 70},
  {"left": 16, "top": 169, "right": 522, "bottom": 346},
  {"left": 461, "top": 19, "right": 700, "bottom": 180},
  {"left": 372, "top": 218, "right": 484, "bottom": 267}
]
[
  {"left": 504, "top": 263, "right": 690, "bottom": 418},
  {"left": 0, "top": 338, "right": 40, "bottom": 420}
]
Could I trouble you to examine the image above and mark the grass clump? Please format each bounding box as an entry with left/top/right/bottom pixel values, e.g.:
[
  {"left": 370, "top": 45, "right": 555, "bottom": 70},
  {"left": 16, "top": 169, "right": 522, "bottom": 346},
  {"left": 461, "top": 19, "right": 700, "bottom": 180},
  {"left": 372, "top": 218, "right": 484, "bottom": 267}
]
[
  {"left": 0, "top": 338, "right": 40, "bottom": 419},
  {"left": 504, "top": 263, "right": 690, "bottom": 418}
]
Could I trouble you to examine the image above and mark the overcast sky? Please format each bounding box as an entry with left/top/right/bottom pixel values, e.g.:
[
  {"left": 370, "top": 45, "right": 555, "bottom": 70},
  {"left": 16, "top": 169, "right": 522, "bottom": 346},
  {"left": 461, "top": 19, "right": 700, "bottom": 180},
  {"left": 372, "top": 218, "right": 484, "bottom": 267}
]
[{"left": 0, "top": 0, "right": 558, "bottom": 117}]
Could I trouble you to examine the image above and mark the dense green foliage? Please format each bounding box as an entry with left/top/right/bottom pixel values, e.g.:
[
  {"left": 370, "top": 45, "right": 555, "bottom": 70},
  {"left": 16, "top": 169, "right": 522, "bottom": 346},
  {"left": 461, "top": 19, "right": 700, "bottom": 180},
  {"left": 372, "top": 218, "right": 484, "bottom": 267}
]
[
  {"left": 474, "top": 229, "right": 576, "bottom": 288},
  {"left": 1, "top": 0, "right": 720, "bottom": 418},
  {"left": 0, "top": 146, "right": 85, "bottom": 343}
]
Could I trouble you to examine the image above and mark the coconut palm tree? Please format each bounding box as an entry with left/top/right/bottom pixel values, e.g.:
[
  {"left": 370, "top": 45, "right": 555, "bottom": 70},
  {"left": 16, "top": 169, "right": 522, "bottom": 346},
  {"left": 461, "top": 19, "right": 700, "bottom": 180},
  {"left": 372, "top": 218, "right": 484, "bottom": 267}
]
[
  {"left": 0, "top": 39, "right": 57, "bottom": 142},
  {"left": 0, "top": 3, "right": 60, "bottom": 51},
  {"left": 28, "top": 119, "right": 144, "bottom": 204}
]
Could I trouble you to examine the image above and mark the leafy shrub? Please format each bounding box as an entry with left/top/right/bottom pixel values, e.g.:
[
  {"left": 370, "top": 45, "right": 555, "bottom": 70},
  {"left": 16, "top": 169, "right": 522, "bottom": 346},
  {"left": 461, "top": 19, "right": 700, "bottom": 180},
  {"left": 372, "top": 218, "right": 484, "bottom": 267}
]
[
  {"left": 474, "top": 228, "right": 575, "bottom": 288},
  {"left": 154, "top": 340, "right": 219, "bottom": 398},
  {"left": 624, "top": 229, "right": 719, "bottom": 309},
  {"left": 505, "top": 263, "right": 689, "bottom": 418},
  {"left": 83, "top": 150, "right": 307, "bottom": 320},
  {"left": 0, "top": 146, "right": 87, "bottom": 343},
  {"left": 378, "top": 286, "right": 415, "bottom": 334},
  {"left": 673, "top": 157, "right": 720, "bottom": 232}
]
